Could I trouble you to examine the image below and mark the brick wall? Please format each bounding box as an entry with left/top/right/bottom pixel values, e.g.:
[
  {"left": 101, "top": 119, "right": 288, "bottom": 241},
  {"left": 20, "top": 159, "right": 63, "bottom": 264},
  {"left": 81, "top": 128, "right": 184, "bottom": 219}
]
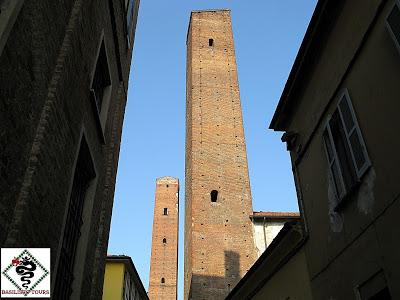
[
  {"left": 184, "top": 10, "right": 257, "bottom": 300},
  {"left": 0, "top": 0, "right": 139, "bottom": 298},
  {"left": 149, "top": 177, "right": 179, "bottom": 300}
]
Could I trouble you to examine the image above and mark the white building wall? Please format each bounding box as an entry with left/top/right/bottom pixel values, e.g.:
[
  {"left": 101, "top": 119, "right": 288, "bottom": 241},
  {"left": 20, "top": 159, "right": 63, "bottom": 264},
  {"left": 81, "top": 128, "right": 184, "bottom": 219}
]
[{"left": 252, "top": 220, "right": 287, "bottom": 257}]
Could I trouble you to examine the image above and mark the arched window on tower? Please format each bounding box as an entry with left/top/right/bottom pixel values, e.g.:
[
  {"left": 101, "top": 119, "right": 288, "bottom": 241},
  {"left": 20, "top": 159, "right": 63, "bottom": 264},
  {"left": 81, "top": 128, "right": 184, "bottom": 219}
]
[
  {"left": 211, "top": 190, "right": 218, "bottom": 202},
  {"left": 161, "top": 278, "right": 165, "bottom": 284},
  {"left": 163, "top": 238, "right": 167, "bottom": 244}
]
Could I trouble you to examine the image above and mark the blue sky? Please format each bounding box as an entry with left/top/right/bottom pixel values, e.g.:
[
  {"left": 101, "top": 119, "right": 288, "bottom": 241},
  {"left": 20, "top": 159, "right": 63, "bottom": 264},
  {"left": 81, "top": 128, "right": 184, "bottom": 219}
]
[{"left": 107, "top": 1, "right": 317, "bottom": 298}]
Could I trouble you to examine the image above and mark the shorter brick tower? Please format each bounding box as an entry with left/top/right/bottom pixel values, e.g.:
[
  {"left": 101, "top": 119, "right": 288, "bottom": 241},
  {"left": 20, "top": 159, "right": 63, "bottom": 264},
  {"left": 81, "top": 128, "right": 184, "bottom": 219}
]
[{"left": 149, "top": 177, "right": 179, "bottom": 300}]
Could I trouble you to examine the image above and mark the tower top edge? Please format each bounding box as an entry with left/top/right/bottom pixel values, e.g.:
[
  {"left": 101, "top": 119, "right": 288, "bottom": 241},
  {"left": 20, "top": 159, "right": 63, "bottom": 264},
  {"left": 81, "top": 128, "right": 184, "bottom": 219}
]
[
  {"left": 156, "top": 176, "right": 179, "bottom": 183},
  {"left": 190, "top": 9, "right": 231, "bottom": 14},
  {"left": 186, "top": 9, "right": 231, "bottom": 45}
]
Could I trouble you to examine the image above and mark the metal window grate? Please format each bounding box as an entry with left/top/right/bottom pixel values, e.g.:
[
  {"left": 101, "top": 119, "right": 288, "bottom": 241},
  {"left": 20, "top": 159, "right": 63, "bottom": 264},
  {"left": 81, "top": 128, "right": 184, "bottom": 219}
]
[{"left": 53, "top": 138, "right": 95, "bottom": 299}]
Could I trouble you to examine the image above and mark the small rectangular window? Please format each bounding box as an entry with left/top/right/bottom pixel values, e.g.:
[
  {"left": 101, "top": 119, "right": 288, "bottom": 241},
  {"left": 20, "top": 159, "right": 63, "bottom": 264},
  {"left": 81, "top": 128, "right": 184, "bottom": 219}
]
[
  {"left": 386, "top": 1, "right": 400, "bottom": 52},
  {"left": 209, "top": 38, "right": 214, "bottom": 47},
  {"left": 323, "top": 90, "right": 370, "bottom": 207},
  {"left": 90, "top": 41, "right": 111, "bottom": 114},
  {"left": 126, "top": 0, "right": 136, "bottom": 47},
  {"left": 163, "top": 208, "right": 168, "bottom": 215}
]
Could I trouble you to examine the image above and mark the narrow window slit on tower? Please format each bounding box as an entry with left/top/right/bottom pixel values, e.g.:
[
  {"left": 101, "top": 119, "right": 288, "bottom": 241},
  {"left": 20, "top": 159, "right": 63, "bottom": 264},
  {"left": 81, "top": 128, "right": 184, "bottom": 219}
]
[
  {"left": 163, "top": 238, "right": 167, "bottom": 244},
  {"left": 163, "top": 208, "right": 168, "bottom": 215},
  {"left": 211, "top": 190, "right": 218, "bottom": 202},
  {"left": 209, "top": 38, "right": 214, "bottom": 46},
  {"left": 161, "top": 278, "right": 165, "bottom": 284}
]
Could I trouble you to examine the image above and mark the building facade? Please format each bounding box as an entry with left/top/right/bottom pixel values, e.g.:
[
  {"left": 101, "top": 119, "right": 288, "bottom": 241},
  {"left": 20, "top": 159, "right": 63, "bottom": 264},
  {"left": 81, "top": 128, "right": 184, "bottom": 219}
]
[
  {"left": 148, "top": 177, "right": 179, "bottom": 300},
  {"left": 226, "top": 220, "right": 312, "bottom": 300},
  {"left": 251, "top": 211, "right": 300, "bottom": 257},
  {"left": 270, "top": 0, "right": 400, "bottom": 298},
  {"left": 0, "top": 0, "right": 140, "bottom": 298},
  {"left": 102, "top": 255, "right": 148, "bottom": 300},
  {"left": 184, "top": 9, "right": 257, "bottom": 300}
]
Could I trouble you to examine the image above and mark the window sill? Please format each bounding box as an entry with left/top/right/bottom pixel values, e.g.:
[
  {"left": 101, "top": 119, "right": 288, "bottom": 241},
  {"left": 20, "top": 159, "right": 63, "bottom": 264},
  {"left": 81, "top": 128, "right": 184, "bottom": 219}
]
[{"left": 333, "top": 166, "right": 372, "bottom": 212}]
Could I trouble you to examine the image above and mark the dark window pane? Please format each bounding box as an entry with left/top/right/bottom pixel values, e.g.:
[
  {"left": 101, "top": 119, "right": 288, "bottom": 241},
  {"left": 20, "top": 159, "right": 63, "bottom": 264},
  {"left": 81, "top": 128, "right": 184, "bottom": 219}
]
[
  {"left": 91, "top": 42, "right": 111, "bottom": 113},
  {"left": 331, "top": 162, "right": 344, "bottom": 199},
  {"left": 323, "top": 131, "right": 334, "bottom": 162},
  {"left": 211, "top": 190, "right": 218, "bottom": 202},
  {"left": 349, "top": 131, "right": 366, "bottom": 170},
  {"left": 339, "top": 96, "right": 355, "bottom": 132},
  {"left": 368, "top": 287, "right": 391, "bottom": 300},
  {"left": 330, "top": 111, "right": 357, "bottom": 193},
  {"left": 126, "top": 0, "right": 135, "bottom": 45},
  {"left": 388, "top": 4, "right": 400, "bottom": 46}
]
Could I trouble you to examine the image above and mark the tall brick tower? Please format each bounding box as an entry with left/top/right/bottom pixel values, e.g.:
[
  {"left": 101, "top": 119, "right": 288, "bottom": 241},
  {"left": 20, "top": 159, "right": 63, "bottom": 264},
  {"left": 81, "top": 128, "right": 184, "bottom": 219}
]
[
  {"left": 149, "top": 177, "right": 179, "bottom": 300},
  {"left": 184, "top": 9, "right": 256, "bottom": 300}
]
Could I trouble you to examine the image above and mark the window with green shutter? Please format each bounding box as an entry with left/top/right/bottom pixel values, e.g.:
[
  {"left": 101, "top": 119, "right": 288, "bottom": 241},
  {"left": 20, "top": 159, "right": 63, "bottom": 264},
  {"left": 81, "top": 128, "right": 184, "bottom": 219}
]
[{"left": 323, "top": 90, "right": 371, "bottom": 208}]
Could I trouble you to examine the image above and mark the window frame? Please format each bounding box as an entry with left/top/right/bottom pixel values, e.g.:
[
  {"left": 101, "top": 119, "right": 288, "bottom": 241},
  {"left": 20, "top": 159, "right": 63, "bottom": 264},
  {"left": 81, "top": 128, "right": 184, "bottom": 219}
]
[
  {"left": 89, "top": 33, "right": 113, "bottom": 144},
  {"left": 323, "top": 89, "right": 371, "bottom": 207},
  {"left": 53, "top": 132, "right": 97, "bottom": 299},
  {"left": 163, "top": 208, "right": 168, "bottom": 215},
  {"left": 337, "top": 89, "right": 371, "bottom": 178},
  {"left": 125, "top": 0, "right": 138, "bottom": 49},
  {"left": 0, "top": 0, "right": 24, "bottom": 56},
  {"left": 386, "top": 0, "right": 400, "bottom": 53}
]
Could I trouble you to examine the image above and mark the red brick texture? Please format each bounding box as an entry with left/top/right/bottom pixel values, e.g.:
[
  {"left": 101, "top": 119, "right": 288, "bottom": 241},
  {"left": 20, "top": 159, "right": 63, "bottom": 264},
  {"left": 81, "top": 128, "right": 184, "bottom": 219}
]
[
  {"left": 149, "top": 177, "right": 179, "bottom": 300},
  {"left": 184, "top": 10, "right": 257, "bottom": 300}
]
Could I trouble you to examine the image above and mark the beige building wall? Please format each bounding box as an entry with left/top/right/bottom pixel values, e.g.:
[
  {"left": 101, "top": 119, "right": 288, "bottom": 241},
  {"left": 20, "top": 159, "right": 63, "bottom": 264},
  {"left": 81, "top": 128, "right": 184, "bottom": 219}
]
[
  {"left": 225, "top": 221, "right": 312, "bottom": 300},
  {"left": 252, "top": 249, "right": 312, "bottom": 300},
  {"left": 271, "top": 0, "right": 400, "bottom": 298}
]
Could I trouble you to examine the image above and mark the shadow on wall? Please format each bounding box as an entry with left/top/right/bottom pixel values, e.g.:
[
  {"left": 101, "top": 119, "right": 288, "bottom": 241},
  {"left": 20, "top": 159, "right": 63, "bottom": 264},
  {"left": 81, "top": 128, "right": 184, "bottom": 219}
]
[{"left": 190, "top": 251, "right": 241, "bottom": 300}]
